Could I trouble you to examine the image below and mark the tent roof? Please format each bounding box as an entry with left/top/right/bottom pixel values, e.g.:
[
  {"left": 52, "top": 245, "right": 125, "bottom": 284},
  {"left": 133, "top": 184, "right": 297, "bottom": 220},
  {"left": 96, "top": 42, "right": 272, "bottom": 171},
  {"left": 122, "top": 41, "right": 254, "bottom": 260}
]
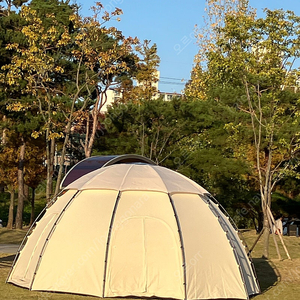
[
  {"left": 67, "top": 163, "right": 208, "bottom": 195},
  {"left": 60, "top": 154, "right": 156, "bottom": 188}
]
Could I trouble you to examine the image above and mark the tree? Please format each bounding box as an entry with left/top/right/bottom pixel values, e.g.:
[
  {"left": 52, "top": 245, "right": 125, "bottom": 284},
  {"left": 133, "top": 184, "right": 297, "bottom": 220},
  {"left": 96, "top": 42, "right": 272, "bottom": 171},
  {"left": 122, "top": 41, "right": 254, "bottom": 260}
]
[
  {"left": 97, "top": 98, "right": 190, "bottom": 164},
  {"left": 1, "top": 1, "right": 139, "bottom": 199},
  {"left": 0, "top": 1, "right": 45, "bottom": 228},
  {"left": 0, "top": 139, "right": 18, "bottom": 229},
  {"left": 1, "top": 2, "right": 74, "bottom": 202},
  {"left": 186, "top": 0, "right": 251, "bottom": 99},
  {"left": 189, "top": 4, "right": 300, "bottom": 258},
  {"left": 0, "top": 0, "right": 28, "bottom": 15},
  {"left": 111, "top": 40, "right": 160, "bottom": 104},
  {"left": 74, "top": 4, "right": 139, "bottom": 159},
  {"left": 131, "top": 40, "right": 160, "bottom": 102}
]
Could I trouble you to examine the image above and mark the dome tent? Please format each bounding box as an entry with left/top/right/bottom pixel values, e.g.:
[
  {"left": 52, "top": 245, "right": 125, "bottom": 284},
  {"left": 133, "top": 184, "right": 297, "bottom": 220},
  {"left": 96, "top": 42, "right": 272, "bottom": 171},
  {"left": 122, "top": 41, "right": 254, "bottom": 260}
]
[{"left": 7, "top": 163, "right": 260, "bottom": 300}]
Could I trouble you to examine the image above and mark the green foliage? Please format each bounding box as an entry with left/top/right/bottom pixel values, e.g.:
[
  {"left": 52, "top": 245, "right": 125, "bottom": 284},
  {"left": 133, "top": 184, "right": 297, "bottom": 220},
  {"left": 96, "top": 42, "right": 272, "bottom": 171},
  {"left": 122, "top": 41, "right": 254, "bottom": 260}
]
[
  {"left": 29, "top": 0, "right": 75, "bottom": 26},
  {"left": 189, "top": 7, "right": 300, "bottom": 217},
  {"left": 96, "top": 98, "right": 187, "bottom": 164},
  {"left": 270, "top": 191, "right": 300, "bottom": 218},
  {"left": 114, "top": 40, "right": 160, "bottom": 103}
]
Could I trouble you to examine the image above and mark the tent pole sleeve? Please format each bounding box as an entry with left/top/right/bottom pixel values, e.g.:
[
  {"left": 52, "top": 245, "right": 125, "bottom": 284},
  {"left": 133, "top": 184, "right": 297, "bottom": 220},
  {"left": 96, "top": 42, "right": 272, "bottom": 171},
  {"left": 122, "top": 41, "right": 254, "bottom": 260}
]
[
  {"left": 102, "top": 191, "right": 121, "bottom": 298},
  {"left": 168, "top": 193, "right": 187, "bottom": 300},
  {"left": 204, "top": 193, "right": 239, "bottom": 230},
  {"left": 205, "top": 197, "right": 250, "bottom": 299},
  {"left": 29, "top": 190, "right": 80, "bottom": 290}
]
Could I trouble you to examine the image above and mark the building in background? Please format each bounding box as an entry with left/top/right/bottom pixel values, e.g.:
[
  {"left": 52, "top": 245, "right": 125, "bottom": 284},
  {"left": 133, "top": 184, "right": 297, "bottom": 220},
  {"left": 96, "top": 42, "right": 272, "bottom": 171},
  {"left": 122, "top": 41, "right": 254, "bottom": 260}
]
[{"left": 102, "top": 71, "right": 183, "bottom": 111}]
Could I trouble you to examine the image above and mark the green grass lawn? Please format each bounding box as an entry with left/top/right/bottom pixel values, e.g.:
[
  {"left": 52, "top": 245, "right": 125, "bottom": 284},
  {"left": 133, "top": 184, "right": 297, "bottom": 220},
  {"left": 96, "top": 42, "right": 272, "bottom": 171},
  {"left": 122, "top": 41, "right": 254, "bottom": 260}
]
[
  {"left": 0, "top": 228, "right": 28, "bottom": 244},
  {"left": 1, "top": 228, "right": 300, "bottom": 299},
  {"left": 241, "top": 230, "right": 300, "bottom": 299}
]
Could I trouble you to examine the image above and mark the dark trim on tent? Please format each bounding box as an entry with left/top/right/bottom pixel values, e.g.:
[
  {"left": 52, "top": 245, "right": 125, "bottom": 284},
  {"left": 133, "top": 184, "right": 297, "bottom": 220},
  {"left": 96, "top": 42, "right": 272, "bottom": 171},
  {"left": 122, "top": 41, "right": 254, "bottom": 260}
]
[
  {"left": 60, "top": 154, "right": 156, "bottom": 188},
  {"left": 29, "top": 190, "right": 81, "bottom": 290},
  {"left": 168, "top": 193, "right": 187, "bottom": 300},
  {"left": 102, "top": 191, "right": 122, "bottom": 297}
]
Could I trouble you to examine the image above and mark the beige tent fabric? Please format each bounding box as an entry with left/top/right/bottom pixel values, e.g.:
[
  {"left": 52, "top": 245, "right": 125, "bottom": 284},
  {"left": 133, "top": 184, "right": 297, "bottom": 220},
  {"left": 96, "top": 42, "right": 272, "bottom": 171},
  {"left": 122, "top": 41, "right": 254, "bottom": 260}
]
[
  {"left": 67, "top": 164, "right": 208, "bottom": 195},
  {"left": 209, "top": 201, "right": 260, "bottom": 296},
  {"left": 7, "top": 163, "right": 260, "bottom": 300},
  {"left": 7, "top": 190, "right": 78, "bottom": 288},
  {"left": 172, "top": 193, "right": 248, "bottom": 300},
  {"left": 105, "top": 191, "right": 184, "bottom": 299},
  {"left": 32, "top": 190, "right": 119, "bottom": 296}
]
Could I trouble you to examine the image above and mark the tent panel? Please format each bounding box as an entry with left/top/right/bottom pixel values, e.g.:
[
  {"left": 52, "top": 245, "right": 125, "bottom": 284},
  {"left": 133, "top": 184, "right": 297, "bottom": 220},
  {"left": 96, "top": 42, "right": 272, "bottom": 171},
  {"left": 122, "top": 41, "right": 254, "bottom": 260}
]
[
  {"left": 105, "top": 191, "right": 184, "bottom": 299},
  {"left": 172, "top": 193, "right": 248, "bottom": 300},
  {"left": 68, "top": 164, "right": 206, "bottom": 194},
  {"left": 7, "top": 190, "right": 78, "bottom": 288},
  {"left": 72, "top": 164, "right": 169, "bottom": 192},
  {"left": 106, "top": 218, "right": 147, "bottom": 294},
  {"left": 209, "top": 201, "right": 260, "bottom": 295},
  {"left": 120, "top": 165, "right": 168, "bottom": 192},
  {"left": 31, "top": 190, "right": 119, "bottom": 297},
  {"left": 153, "top": 166, "right": 207, "bottom": 194},
  {"left": 68, "top": 164, "right": 129, "bottom": 191},
  {"left": 144, "top": 217, "right": 185, "bottom": 297}
]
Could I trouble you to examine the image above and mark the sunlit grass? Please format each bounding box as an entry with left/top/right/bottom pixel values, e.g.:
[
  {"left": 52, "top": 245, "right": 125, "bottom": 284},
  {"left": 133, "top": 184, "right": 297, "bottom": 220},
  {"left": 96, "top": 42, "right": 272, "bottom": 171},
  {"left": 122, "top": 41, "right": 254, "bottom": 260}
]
[{"left": 0, "top": 228, "right": 28, "bottom": 244}]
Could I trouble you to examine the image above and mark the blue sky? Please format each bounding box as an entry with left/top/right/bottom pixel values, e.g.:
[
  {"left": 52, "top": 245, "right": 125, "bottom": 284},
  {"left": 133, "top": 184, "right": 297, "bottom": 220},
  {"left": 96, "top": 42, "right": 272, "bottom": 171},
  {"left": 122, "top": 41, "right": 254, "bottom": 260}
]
[{"left": 75, "top": 0, "right": 300, "bottom": 93}]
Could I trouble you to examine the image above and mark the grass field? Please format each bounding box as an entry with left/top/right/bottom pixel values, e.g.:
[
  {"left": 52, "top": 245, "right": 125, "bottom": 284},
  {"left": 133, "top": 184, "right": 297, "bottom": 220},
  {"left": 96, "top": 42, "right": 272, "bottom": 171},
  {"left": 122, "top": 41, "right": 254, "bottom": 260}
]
[{"left": 1, "top": 228, "right": 300, "bottom": 300}]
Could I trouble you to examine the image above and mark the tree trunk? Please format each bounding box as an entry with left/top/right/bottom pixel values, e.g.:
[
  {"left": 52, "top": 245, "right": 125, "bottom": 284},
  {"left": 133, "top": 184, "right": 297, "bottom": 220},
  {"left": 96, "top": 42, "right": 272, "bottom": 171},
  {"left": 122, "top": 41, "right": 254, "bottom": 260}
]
[
  {"left": 85, "top": 111, "right": 98, "bottom": 158},
  {"left": 46, "top": 134, "right": 51, "bottom": 201},
  {"left": 261, "top": 146, "right": 274, "bottom": 258},
  {"left": 262, "top": 210, "right": 270, "bottom": 258},
  {"left": 24, "top": 184, "right": 29, "bottom": 200},
  {"left": 7, "top": 187, "right": 15, "bottom": 229},
  {"left": 15, "top": 138, "right": 26, "bottom": 229},
  {"left": 258, "top": 211, "right": 264, "bottom": 232},
  {"left": 46, "top": 137, "right": 55, "bottom": 202},
  {"left": 84, "top": 89, "right": 107, "bottom": 158},
  {"left": 50, "top": 138, "right": 55, "bottom": 194},
  {"left": 54, "top": 127, "right": 71, "bottom": 195},
  {"left": 30, "top": 187, "right": 35, "bottom": 226},
  {"left": 2, "top": 116, "right": 7, "bottom": 145}
]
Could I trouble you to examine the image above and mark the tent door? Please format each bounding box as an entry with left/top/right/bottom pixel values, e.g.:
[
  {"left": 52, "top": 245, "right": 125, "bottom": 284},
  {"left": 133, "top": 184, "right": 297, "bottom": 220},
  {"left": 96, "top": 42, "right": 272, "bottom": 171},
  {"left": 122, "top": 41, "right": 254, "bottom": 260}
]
[{"left": 105, "top": 216, "right": 182, "bottom": 297}]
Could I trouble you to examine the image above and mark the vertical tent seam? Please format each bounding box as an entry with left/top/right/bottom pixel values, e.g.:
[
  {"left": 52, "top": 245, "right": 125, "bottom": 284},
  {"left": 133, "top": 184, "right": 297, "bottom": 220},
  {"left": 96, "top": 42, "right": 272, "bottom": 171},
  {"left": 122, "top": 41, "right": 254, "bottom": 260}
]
[
  {"left": 102, "top": 191, "right": 122, "bottom": 298},
  {"left": 202, "top": 195, "right": 250, "bottom": 300},
  {"left": 143, "top": 218, "right": 148, "bottom": 293},
  {"left": 29, "top": 190, "right": 81, "bottom": 290},
  {"left": 168, "top": 193, "right": 187, "bottom": 300}
]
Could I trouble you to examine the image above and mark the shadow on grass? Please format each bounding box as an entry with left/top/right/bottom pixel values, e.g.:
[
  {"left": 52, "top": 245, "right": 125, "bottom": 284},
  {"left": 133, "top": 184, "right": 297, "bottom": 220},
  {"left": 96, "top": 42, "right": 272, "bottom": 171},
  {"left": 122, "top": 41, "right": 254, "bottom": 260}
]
[
  {"left": 0, "top": 254, "right": 15, "bottom": 269},
  {"left": 253, "top": 258, "right": 279, "bottom": 292}
]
